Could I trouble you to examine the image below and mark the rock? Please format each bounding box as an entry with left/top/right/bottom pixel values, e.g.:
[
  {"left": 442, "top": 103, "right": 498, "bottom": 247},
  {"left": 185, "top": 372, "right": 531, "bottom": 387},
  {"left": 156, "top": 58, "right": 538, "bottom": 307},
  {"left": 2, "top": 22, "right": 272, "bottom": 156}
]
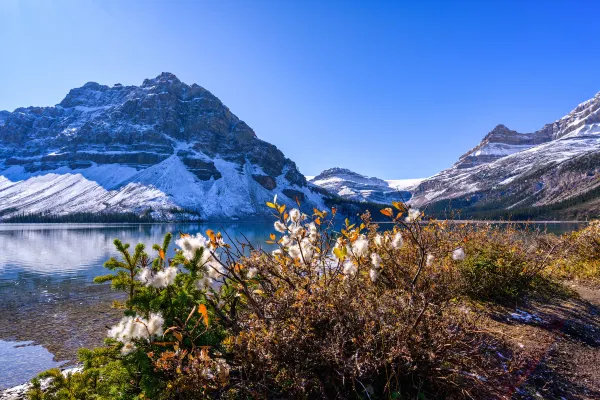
[{"left": 0, "top": 367, "right": 82, "bottom": 400}]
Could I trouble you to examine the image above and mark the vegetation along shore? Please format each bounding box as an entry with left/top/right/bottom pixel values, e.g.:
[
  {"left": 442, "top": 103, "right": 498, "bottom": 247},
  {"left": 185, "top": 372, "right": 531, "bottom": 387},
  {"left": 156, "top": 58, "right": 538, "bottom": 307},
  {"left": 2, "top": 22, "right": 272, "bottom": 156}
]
[{"left": 4, "top": 201, "right": 600, "bottom": 399}]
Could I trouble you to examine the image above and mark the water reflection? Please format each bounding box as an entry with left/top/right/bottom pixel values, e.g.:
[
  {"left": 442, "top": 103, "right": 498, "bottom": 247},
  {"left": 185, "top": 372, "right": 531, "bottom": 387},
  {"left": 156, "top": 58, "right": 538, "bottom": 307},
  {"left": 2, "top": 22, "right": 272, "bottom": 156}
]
[
  {"left": 0, "top": 223, "right": 273, "bottom": 388},
  {"left": 0, "top": 340, "right": 63, "bottom": 389}
]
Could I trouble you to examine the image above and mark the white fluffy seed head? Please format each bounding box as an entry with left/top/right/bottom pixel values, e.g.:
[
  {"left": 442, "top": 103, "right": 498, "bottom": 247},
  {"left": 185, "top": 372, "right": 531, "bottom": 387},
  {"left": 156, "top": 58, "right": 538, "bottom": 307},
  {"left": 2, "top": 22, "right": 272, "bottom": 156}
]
[
  {"left": 391, "top": 232, "right": 403, "bottom": 249},
  {"left": 369, "top": 268, "right": 379, "bottom": 282},
  {"left": 274, "top": 221, "right": 286, "bottom": 233},
  {"left": 352, "top": 235, "right": 369, "bottom": 257},
  {"left": 247, "top": 267, "right": 258, "bottom": 279},
  {"left": 108, "top": 312, "right": 165, "bottom": 354},
  {"left": 342, "top": 260, "right": 357, "bottom": 276},
  {"left": 426, "top": 254, "right": 435, "bottom": 267},
  {"left": 138, "top": 267, "right": 178, "bottom": 288},
  {"left": 405, "top": 208, "right": 421, "bottom": 223},
  {"left": 288, "top": 245, "right": 302, "bottom": 259},
  {"left": 452, "top": 247, "right": 466, "bottom": 261},
  {"left": 289, "top": 208, "right": 301, "bottom": 223},
  {"left": 371, "top": 252, "right": 382, "bottom": 268},
  {"left": 175, "top": 234, "right": 212, "bottom": 263}
]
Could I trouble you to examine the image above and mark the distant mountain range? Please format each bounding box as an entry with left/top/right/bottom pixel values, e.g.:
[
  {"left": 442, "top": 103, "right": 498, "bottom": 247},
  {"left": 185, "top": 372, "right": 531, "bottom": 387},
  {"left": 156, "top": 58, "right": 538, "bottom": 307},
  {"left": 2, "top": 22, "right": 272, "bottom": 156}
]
[
  {"left": 310, "top": 91, "right": 600, "bottom": 220},
  {"left": 308, "top": 168, "right": 416, "bottom": 204},
  {"left": 2, "top": 73, "right": 599, "bottom": 221},
  {"left": 0, "top": 73, "right": 324, "bottom": 221},
  {"left": 409, "top": 91, "right": 600, "bottom": 219}
]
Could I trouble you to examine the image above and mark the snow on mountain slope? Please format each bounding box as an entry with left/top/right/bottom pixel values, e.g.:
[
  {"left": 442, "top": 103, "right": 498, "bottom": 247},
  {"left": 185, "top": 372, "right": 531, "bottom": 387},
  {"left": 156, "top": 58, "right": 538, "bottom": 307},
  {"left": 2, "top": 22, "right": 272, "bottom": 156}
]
[
  {"left": 386, "top": 178, "right": 425, "bottom": 191},
  {"left": 411, "top": 91, "right": 600, "bottom": 216},
  {"left": 0, "top": 73, "right": 324, "bottom": 220},
  {"left": 310, "top": 168, "right": 412, "bottom": 204}
]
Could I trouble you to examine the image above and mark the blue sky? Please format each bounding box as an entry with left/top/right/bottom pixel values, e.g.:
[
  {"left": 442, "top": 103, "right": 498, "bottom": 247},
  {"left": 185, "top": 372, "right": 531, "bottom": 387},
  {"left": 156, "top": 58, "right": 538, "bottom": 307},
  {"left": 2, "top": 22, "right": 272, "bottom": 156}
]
[{"left": 1, "top": 0, "right": 599, "bottom": 179}]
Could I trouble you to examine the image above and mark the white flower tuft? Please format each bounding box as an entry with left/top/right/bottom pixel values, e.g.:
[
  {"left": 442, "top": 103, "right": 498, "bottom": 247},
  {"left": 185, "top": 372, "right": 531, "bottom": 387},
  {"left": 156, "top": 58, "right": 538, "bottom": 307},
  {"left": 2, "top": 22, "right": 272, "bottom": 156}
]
[
  {"left": 405, "top": 208, "right": 421, "bottom": 223},
  {"left": 288, "top": 245, "right": 302, "bottom": 259},
  {"left": 108, "top": 313, "right": 164, "bottom": 355},
  {"left": 138, "top": 266, "right": 178, "bottom": 288},
  {"left": 342, "top": 260, "right": 357, "bottom": 276},
  {"left": 289, "top": 208, "right": 301, "bottom": 223},
  {"left": 195, "top": 276, "right": 213, "bottom": 291},
  {"left": 175, "top": 233, "right": 213, "bottom": 263},
  {"left": 369, "top": 268, "right": 379, "bottom": 282},
  {"left": 247, "top": 267, "right": 258, "bottom": 279},
  {"left": 426, "top": 254, "right": 435, "bottom": 267},
  {"left": 274, "top": 221, "right": 286, "bottom": 233},
  {"left": 391, "top": 232, "right": 403, "bottom": 249},
  {"left": 452, "top": 247, "right": 466, "bottom": 261},
  {"left": 352, "top": 235, "right": 369, "bottom": 257},
  {"left": 371, "top": 252, "right": 382, "bottom": 268}
]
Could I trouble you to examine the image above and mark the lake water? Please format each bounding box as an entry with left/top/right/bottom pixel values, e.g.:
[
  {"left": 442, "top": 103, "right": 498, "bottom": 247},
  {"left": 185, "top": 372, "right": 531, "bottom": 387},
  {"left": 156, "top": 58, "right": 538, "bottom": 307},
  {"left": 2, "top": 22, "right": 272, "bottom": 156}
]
[
  {"left": 0, "top": 221, "right": 588, "bottom": 389},
  {"left": 0, "top": 223, "right": 273, "bottom": 389}
]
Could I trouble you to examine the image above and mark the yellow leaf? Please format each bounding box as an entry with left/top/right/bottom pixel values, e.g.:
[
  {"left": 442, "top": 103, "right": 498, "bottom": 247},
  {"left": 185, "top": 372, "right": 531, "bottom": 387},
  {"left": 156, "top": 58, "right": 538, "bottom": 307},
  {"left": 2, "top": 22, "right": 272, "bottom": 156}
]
[
  {"left": 198, "top": 304, "right": 209, "bottom": 327},
  {"left": 278, "top": 204, "right": 286, "bottom": 214},
  {"left": 333, "top": 247, "right": 347, "bottom": 260},
  {"left": 266, "top": 202, "right": 277, "bottom": 209},
  {"left": 253, "top": 289, "right": 264, "bottom": 295},
  {"left": 173, "top": 331, "right": 183, "bottom": 343},
  {"left": 392, "top": 201, "right": 404, "bottom": 211}
]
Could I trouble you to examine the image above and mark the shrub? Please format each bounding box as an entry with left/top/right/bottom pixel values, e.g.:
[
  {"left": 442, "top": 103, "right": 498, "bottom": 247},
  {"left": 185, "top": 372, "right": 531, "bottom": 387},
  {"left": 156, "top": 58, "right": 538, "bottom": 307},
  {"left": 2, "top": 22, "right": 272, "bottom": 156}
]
[
  {"left": 555, "top": 221, "right": 600, "bottom": 282},
  {"left": 458, "top": 225, "right": 560, "bottom": 303},
  {"left": 29, "top": 202, "right": 562, "bottom": 399}
]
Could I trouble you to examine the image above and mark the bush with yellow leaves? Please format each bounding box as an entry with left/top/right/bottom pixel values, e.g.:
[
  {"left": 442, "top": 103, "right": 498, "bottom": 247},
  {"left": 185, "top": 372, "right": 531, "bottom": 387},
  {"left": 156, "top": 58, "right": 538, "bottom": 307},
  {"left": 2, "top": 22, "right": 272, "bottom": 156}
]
[{"left": 29, "top": 200, "right": 567, "bottom": 399}]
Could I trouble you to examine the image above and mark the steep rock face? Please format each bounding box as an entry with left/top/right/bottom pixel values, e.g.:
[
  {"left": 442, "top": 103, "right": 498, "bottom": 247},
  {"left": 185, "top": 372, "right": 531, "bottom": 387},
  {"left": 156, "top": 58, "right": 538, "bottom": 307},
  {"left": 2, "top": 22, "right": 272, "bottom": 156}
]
[
  {"left": 310, "top": 167, "right": 411, "bottom": 204},
  {"left": 0, "top": 73, "right": 321, "bottom": 220},
  {"left": 411, "top": 91, "right": 600, "bottom": 217}
]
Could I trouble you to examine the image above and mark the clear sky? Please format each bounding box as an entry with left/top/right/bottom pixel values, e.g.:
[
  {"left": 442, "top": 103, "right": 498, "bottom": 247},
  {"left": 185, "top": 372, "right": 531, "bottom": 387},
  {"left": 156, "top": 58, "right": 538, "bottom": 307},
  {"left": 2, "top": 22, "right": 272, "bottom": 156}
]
[{"left": 1, "top": 0, "right": 599, "bottom": 179}]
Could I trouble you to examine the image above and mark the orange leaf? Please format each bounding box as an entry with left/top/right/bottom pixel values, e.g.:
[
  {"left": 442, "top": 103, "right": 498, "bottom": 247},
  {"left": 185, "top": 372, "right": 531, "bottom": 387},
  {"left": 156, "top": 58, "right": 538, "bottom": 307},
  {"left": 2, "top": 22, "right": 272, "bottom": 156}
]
[
  {"left": 315, "top": 217, "right": 321, "bottom": 226},
  {"left": 198, "top": 304, "right": 209, "bottom": 327},
  {"left": 270, "top": 233, "right": 276, "bottom": 240},
  {"left": 159, "top": 249, "right": 165, "bottom": 261},
  {"left": 206, "top": 229, "right": 215, "bottom": 241},
  {"left": 380, "top": 208, "right": 394, "bottom": 217}
]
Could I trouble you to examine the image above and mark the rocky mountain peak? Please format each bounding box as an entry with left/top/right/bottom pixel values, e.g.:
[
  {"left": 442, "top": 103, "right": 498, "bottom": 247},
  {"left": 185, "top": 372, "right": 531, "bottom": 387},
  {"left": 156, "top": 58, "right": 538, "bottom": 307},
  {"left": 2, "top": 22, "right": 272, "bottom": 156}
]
[{"left": 0, "top": 74, "right": 320, "bottom": 220}]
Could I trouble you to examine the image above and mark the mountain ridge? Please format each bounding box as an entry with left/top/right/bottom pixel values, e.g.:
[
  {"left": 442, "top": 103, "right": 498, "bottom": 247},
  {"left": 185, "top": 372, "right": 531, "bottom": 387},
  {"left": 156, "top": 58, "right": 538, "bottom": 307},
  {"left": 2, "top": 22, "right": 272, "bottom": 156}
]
[
  {"left": 0, "top": 73, "right": 323, "bottom": 221},
  {"left": 410, "top": 90, "right": 600, "bottom": 219}
]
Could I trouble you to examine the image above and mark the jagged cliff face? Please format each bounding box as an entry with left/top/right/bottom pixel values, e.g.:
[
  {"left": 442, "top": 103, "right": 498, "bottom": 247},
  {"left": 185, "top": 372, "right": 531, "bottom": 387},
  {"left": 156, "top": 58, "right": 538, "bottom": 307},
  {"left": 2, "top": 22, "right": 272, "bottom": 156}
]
[
  {"left": 411, "top": 91, "right": 600, "bottom": 217},
  {"left": 310, "top": 167, "right": 411, "bottom": 204},
  {"left": 0, "top": 73, "right": 321, "bottom": 220}
]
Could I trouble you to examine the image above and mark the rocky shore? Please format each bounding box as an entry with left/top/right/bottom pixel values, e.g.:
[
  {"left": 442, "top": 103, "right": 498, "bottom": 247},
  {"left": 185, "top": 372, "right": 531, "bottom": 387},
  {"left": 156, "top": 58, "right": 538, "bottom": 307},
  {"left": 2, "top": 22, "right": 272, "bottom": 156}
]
[{"left": 0, "top": 367, "right": 81, "bottom": 400}]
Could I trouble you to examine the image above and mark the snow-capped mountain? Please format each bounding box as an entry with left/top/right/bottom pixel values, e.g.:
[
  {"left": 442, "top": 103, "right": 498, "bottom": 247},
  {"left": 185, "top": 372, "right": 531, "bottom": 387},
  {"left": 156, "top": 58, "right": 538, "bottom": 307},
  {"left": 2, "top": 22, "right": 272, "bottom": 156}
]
[
  {"left": 309, "top": 168, "right": 412, "bottom": 204},
  {"left": 410, "top": 91, "right": 600, "bottom": 219},
  {"left": 0, "top": 73, "right": 324, "bottom": 221}
]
